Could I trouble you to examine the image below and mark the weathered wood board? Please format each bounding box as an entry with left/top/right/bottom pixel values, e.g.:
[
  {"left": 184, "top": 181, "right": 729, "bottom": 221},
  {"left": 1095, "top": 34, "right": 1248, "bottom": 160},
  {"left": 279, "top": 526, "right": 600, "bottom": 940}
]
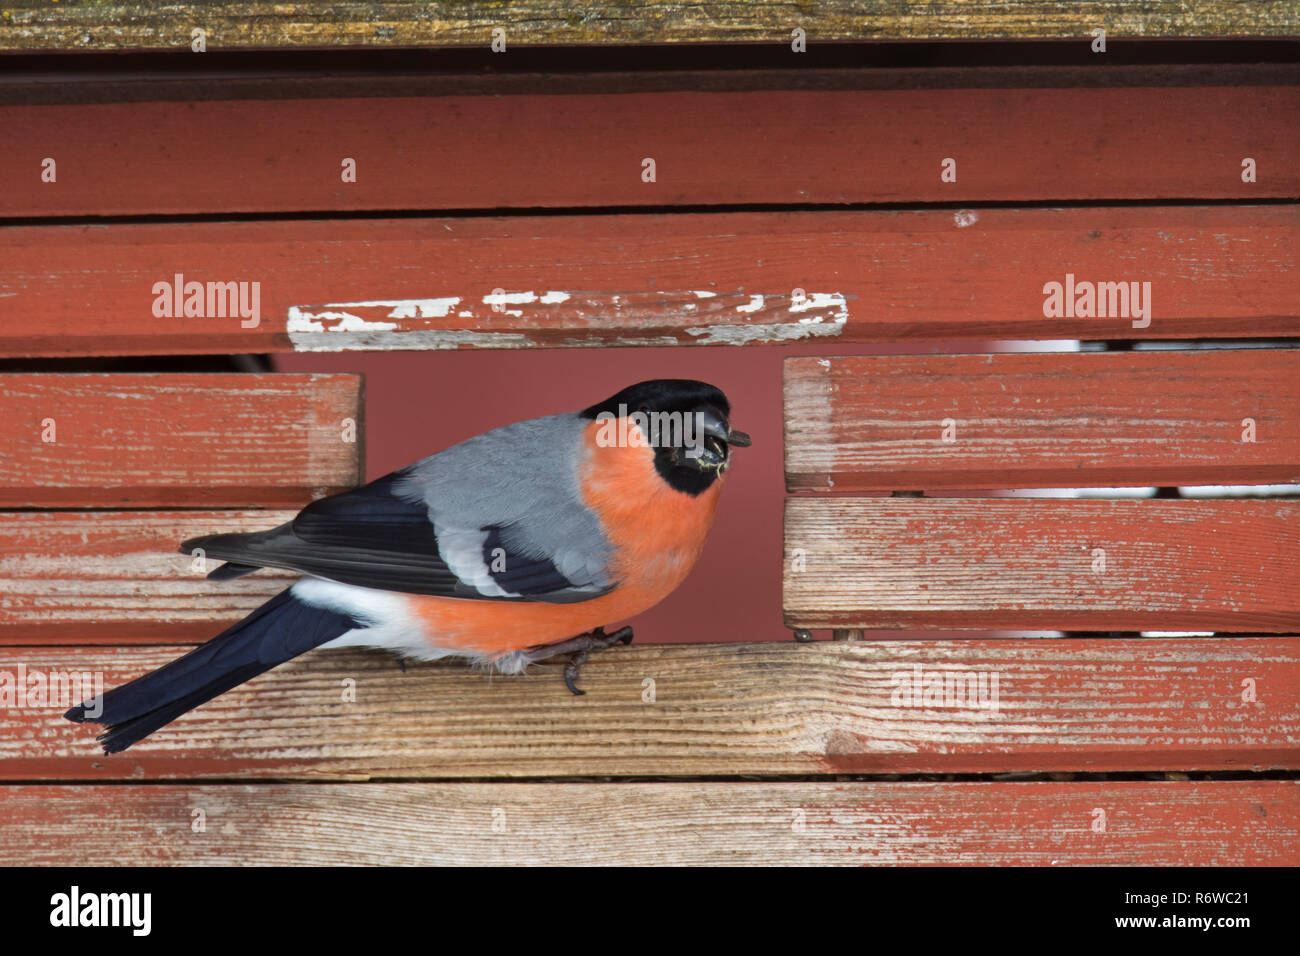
[
  {"left": 4, "top": 640, "right": 1295, "bottom": 779},
  {"left": 3, "top": 781, "right": 1294, "bottom": 865},
  {"left": 784, "top": 499, "right": 1300, "bottom": 631},
  {"left": 2, "top": 86, "right": 1294, "bottom": 217},
  {"left": 0, "top": 375, "right": 362, "bottom": 505},
  {"left": 1, "top": 1, "right": 1295, "bottom": 51},
  {"left": 0, "top": 510, "right": 299, "bottom": 643},
  {"left": 2, "top": 207, "right": 1296, "bottom": 356},
  {"left": 784, "top": 351, "right": 1300, "bottom": 491}
]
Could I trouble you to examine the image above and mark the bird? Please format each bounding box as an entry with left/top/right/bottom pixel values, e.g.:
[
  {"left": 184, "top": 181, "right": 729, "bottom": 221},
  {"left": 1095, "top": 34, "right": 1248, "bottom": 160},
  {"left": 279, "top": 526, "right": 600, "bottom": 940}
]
[{"left": 65, "top": 379, "right": 750, "bottom": 754}]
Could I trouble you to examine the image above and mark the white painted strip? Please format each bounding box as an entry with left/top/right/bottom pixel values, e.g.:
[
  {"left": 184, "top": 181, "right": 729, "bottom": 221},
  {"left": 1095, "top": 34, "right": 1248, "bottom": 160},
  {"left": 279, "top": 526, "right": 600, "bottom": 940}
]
[{"left": 287, "top": 290, "right": 851, "bottom": 350}]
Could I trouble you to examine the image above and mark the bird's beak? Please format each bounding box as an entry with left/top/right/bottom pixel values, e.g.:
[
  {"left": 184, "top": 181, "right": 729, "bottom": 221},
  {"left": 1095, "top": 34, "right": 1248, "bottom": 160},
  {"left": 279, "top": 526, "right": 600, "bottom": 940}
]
[{"left": 676, "top": 407, "right": 752, "bottom": 472}]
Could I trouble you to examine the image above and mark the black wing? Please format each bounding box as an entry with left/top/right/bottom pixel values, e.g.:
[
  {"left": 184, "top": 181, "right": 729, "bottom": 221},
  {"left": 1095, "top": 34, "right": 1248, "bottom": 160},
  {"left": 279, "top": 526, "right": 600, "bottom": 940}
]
[{"left": 181, "top": 471, "right": 610, "bottom": 603}]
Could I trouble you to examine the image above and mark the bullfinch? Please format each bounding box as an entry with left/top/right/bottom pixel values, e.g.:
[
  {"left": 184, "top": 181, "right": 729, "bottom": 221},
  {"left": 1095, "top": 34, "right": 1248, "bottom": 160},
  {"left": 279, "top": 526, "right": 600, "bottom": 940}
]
[{"left": 66, "top": 379, "right": 750, "bottom": 754}]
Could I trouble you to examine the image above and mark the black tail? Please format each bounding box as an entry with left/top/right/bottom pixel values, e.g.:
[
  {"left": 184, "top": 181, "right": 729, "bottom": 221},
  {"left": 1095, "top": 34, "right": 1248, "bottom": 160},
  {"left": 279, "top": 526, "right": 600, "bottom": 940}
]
[
  {"left": 204, "top": 561, "right": 262, "bottom": 581},
  {"left": 65, "top": 588, "right": 359, "bottom": 754}
]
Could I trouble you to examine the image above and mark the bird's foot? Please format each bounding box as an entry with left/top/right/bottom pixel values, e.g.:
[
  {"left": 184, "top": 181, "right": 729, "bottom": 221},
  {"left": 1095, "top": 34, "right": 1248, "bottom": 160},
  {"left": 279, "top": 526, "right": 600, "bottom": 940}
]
[{"left": 522, "top": 625, "right": 634, "bottom": 696}]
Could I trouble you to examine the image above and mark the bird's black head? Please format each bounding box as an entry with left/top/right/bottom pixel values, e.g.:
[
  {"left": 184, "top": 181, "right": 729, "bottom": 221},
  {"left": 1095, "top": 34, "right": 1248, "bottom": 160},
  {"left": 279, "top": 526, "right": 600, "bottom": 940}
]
[{"left": 582, "top": 379, "right": 752, "bottom": 495}]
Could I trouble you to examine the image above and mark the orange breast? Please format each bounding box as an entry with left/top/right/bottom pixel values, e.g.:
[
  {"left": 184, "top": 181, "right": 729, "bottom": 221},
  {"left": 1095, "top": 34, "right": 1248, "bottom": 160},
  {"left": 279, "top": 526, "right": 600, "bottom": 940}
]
[{"left": 405, "top": 419, "right": 724, "bottom": 654}]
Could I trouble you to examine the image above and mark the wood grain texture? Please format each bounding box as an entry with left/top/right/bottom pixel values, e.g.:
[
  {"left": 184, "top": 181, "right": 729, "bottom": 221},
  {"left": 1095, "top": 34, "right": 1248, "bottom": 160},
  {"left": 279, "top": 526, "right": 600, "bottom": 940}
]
[
  {"left": 0, "top": 510, "right": 298, "bottom": 643},
  {"left": 784, "top": 350, "right": 1300, "bottom": 491},
  {"left": 5, "top": 640, "right": 1296, "bottom": 779},
  {"left": 3, "top": 207, "right": 1296, "bottom": 357},
  {"left": 2, "top": 781, "right": 1294, "bottom": 865},
  {"left": 3, "top": 86, "right": 1294, "bottom": 217},
  {"left": 784, "top": 499, "right": 1300, "bottom": 631},
  {"left": 1, "top": 1, "right": 1295, "bottom": 51},
  {"left": 0, "top": 374, "right": 362, "bottom": 505}
]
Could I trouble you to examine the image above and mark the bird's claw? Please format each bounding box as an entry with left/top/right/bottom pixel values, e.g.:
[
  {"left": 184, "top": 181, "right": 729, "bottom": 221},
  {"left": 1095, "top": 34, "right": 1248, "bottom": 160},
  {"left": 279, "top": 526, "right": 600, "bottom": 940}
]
[
  {"left": 563, "top": 651, "right": 591, "bottom": 696},
  {"left": 522, "top": 629, "right": 634, "bottom": 697},
  {"left": 521, "top": 625, "right": 633, "bottom": 696},
  {"left": 564, "top": 625, "right": 635, "bottom": 695}
]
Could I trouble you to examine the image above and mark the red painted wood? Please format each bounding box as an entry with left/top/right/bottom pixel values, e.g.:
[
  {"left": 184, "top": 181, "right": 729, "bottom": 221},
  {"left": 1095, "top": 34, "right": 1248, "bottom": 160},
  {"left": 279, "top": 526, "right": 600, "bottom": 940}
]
[
  {"left": 785, "top": 350, "right": 1300, "bottom": 490},
  {"left": 2, "top": 781, "right": 1294, "bottom": 865},
  {"left": 0, "top": 374, "right": 362, "bottom": 506},
  {"left": 0, "top": 510, "right": 298, "bottom": 644},
  {"left": 784, "top": 498, "right": 1300, "bottom": 631},
  {"left": 2, "top": 206, "right": 1295, "bottom": 357},
  {"left": 3, "top": 639, "right": 1296, "bottom": 779},
  {"left": 2, "top": 85, "right": 1294, "bottom": 216}
]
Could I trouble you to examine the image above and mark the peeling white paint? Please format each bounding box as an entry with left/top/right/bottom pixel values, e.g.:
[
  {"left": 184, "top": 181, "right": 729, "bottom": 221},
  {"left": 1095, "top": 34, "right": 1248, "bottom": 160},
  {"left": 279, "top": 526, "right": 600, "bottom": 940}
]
[
  {"left": 686, "top": 314, "right": 847, "bottom": 345},
  {"left": 288, "top": 288, "right": 850, "bottom": 350},
  {"left": 954, "top": 210, "right": 979, "bottom": 228},
  {"left": 482, "top": 291, "right": 538, "bottom": 307},
  {"left": 287, "top": 308, "right": 396, "bottom": 334},
  {"left": 688, "top": 290, "right": 849, "bottom": 344},
  {"left": 302, "top": 297, "right": 463, "bottom": 319},
  {"left": 293, "top": 328, "right": 538, "bottom": 352},
  {"left": 604, "top": 335, "right": 683, "bottom": 348},
  {"left": 789, "top": 292, "right": 848, "bottom": 314},
  {"left": 287, "top": 309, "right": 326, "bottom": 334},
  {"left": 329, "top": 313, "right": 398, "bottom": 333}
]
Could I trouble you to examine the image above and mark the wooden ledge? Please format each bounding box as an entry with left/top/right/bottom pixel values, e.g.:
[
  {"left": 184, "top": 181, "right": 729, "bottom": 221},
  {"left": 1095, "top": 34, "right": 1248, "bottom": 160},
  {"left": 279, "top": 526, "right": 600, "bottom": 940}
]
[{"left": 3, "top": 639, "right": 1296, "bottom": 780}]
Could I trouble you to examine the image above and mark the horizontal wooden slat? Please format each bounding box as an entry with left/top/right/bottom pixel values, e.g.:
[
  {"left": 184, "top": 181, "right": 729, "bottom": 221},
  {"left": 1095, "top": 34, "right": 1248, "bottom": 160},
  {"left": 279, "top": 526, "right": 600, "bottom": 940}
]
[
  {"left": 784, "top": 499, "right": 1300, "bottom": 631},
  {"left": 3, "top": 781, "right": 1294, "bottom": 865},
  {"left": 5, "top": 65, "right": 1298, "bottom": 108},
  {"left": 0, "top": 374, "right": 362, "bottom": 505},
  {"left": 5, "top": 640, "right": 1296, "bottom": 779},
  {"left": 0, "top": 511, "right": 297, "bottom": 643},
  {"left": 2, "top": 1, "right": 1295, "bottom": 51},
  {"left": 785, "top": 350, "right": 1300, "bottom": 491},
  {"left": 3, "top": 86, "right": 1294, "bottom": 217},
  {"left": 3, "top": 207, "right": 1296, "bottom": 357}
]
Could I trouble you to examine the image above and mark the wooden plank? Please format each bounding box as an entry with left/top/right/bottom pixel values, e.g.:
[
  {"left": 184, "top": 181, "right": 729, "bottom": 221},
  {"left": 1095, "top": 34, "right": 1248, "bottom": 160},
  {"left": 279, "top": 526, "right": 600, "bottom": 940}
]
[
  {"left": 0, "top": 511, "right": 298, "bottom": 643},
  {"left": 2, "top": 781, "right": 1294, "bottom": 865},
  {"left": 6, "top": 64, "right": 1299, "bottom": 108},
  {"left": 784, "top": 499, "right": 1300, "bottom": 631},
  {"left": 5, "top": 640, "right": 1297, "bottom": 779},
  {"left": 2, "top": 1, "right": 1295, "bottom": 51},
  {"left": 785, "top": 350, "right": 1300, "bottom": 491},
  {"left": 2, "top": 86, "right": 1294, "bottom": 217},
  {"left": 0, "top": 374, "right": 362, "bottom": 505},
  {"left": 3, "top": 207, "right": 1296, "bottom": 357}
]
